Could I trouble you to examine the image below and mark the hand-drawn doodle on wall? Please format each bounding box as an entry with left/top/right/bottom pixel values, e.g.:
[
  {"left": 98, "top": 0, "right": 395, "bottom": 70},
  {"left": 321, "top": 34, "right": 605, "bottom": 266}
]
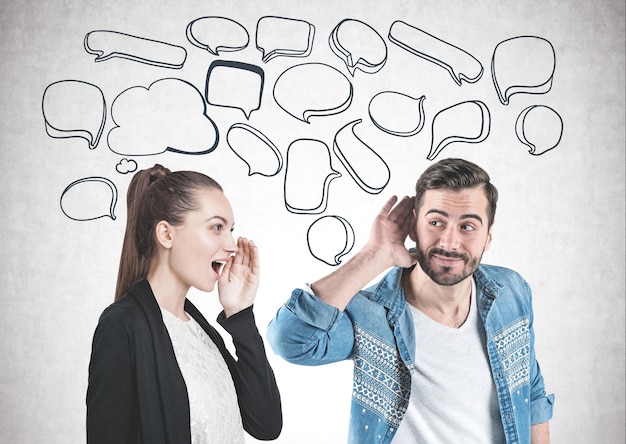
[
  {"left": 388, "top": 20, "right": 483, "bottom": 85},
  {"left": 116, "top": 158, "right": 138, "bottom": 174},
  {"left": 256, "top": 16, "right": 315, "bottom": 63},
  {"left": 491, "top": 35, "right": 556, "bottom": 105},
  {"left": 84, "top": 30, "right": 187, "bottom": 69},
  {"left": 273, "top": 62, "right": 353, "bottom": 123},
  {"left": 329, "top": 18, "right": 387, "bottom": 76},
  {"left": 186, "top": 16, "right": 250, "bottom": 56},
  {"left": 108, "top": 77, "right": 219, "bottom": 156},
  {"left": 226, "top": 123, "right": 283, "bottom": 177},
  {"left": 60, "top": 176, "right": 118, "bottom": 221},
  {"left": 205, "top": 60, "right": 264, "bottom": 119},
  {"left": 368, "top": 91, "right": 426, "bottom": 137},
  {"left": 428, "top": 100, "right": 491, "bottom": 161},
  {"left": 307, "top": 215, "right": 355, "bottom": 266},
  {"left": 333, "top": 119, "right": 391, "bottom": 194},
  {"left": 284, "top": 139, "right": 341, "bottom": 214},
  {"left": 516, "top": 105, "right": 563, "bottom": 156},
  {"left": 42, "top": 80, "right": 106, "bottom": 150}
]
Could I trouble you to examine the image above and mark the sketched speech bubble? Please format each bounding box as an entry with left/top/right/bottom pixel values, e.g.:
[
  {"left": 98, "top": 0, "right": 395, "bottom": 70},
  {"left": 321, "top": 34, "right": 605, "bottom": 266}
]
[
  {"left": 205, "top": 60, "right": 265, "bottom": 119},
  {"left": 186, "top": 16, "right": 249, "bottom": 56},
  {"left": 307, "top": 215, "right": 355, "bottom": 266},
  {"left": 256, "top": 16, "right": 315, "bottom": 63},
  {"left": 226, "top": 123, "right": 283, "bottom": 176},
  {"left": 60, "top": 176, "right": 118, "bottom": 221},
  {"left": 329, "top": 18, "right": 387, "bottom": 76}
]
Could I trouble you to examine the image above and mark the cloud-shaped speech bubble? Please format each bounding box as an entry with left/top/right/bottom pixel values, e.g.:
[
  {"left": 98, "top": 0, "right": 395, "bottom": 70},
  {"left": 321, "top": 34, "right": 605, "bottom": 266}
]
[
  {"left": 42, "top": 80, "right": 106, "bottom": 149},
  {"left": 516, "top": 105, "right": 563, "bottom": 156},
  {"left": 60, "top": 176, "right": 117, "bottom": 221},
  {"left": 186, "top": 16, "right": 249, "bottom": 56},
  {"left": 108, "top": 78, "right": 219, "bottom": 156},
  {"left": 284, "top": 139, "right": 341, "bottom": 214},
  {"left": 205, "top": 60, "right": 264, "bottom": 119},
  {"left": 368, "top": 91, "right": 426, "bottom": 137},
  {"left": 84, "top": 30, "right": 187, "bottom": 68},
  {"left": 116, "top": 158, "right": 137, "bottom": 174},
  {"left": 273, "top": 63, "right": 353, "bottom": 123},
  {"left": 307, "top": 215, "right": 355, "bottom": 266},
  {"left": 329, "top": 19, "right": 387, "bottom": 76},
  {"left": 226, "top": 123, "right": 283, "bottom": 176},
  {"left": 256, "top": 16, "right": 315, "bottom": 63},
  {"left": 334, "top": 119, "right": 390, "bottom": 194},
  {"left": 428, "top": 100, "right": 491, "bottom": 160},
  {"left": 492, "top": 36, "right": 556, "bottom": 105},
  {"left": 388, "top": 20, "right": 483, "bottom": 85}
]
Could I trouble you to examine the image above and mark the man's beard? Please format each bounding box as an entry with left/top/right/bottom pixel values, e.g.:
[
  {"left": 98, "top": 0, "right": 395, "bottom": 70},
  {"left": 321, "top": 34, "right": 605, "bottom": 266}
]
[{"left": 415, "top": 246, "right": 482, "bottom": 286}]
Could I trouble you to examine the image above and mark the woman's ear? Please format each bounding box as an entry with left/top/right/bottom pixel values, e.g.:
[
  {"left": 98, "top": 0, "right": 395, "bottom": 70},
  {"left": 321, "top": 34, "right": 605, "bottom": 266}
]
[{"left": 155, "top": 221, "right": 174, "bottom": 249}]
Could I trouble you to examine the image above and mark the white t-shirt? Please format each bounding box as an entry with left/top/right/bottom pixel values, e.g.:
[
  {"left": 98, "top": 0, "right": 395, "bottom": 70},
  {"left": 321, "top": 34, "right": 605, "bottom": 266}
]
[
  {"left": 393, "top": 279, "right": 505, "bottom": 443},
  {"left": 161, "top": 308, "right": 244, "bottom": 444}
]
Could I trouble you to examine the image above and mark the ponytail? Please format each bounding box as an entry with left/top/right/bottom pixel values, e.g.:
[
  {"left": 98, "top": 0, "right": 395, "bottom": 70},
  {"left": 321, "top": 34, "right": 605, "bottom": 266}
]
[{"left": 114, "top": 164, "right": 222, "bottom": 301}]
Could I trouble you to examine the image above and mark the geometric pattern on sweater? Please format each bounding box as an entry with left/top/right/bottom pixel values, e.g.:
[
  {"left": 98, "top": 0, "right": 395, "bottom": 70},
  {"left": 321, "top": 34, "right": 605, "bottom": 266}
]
[
  {"left": 352, "top": 324, "right": 411, "bottom": 428},
  {"left": 493, "top": 316, "right": 530, "bottom": 393}
]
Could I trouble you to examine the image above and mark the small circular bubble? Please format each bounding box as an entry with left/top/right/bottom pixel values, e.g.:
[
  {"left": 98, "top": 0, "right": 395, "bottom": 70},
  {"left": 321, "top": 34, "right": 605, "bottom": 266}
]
[{"left": 307, "top": 215, "right": 355, "bottom": 266}]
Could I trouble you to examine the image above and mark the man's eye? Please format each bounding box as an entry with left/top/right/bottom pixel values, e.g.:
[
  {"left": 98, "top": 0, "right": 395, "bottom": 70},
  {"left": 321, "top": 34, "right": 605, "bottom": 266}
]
[
  {"left": 430, "top": 220, "right": 443, "bottom": 227},
  {"left": 461, "top": 224, "right": 475, "bottom": 231}
]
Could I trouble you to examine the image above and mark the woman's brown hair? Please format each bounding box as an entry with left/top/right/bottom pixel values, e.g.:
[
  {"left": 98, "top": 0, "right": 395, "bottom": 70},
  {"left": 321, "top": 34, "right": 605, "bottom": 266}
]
[{"left": 114, "top": 164, "right": 222, "bottom": 301}]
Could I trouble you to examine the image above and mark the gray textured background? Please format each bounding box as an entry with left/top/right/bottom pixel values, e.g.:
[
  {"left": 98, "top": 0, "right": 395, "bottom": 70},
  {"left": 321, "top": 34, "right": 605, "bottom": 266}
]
[{"left": 1, "top": 0, "right": 624, "bottom": 442}]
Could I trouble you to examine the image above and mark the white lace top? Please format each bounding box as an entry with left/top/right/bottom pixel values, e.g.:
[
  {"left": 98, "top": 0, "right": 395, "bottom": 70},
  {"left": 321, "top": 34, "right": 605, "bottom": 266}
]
[{"left": 161, "top": 308, "right": 244, "bottom": 444}]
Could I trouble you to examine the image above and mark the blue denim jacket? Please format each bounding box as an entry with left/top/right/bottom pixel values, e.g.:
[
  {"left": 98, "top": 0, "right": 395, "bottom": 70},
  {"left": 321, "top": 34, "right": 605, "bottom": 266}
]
[{"left": 268, "top": 264, "right": 554, "bottom": 444}]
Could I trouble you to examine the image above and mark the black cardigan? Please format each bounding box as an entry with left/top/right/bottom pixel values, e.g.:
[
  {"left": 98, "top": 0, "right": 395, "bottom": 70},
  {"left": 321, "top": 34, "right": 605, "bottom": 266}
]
[{"left": 86, "top": 279, "right": 282, "bottom": 443}]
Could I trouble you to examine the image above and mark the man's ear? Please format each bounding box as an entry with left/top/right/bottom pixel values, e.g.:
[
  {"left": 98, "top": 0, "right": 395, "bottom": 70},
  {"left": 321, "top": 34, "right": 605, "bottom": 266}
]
[
  {"left": 408, "top": 209, "right": 418, "bottom": 242},
  {"left": 484, "top": 220, "right": 495, "bottom": 252},
  {"left": 155, "top": 221, "right": 174, "bottom": 249}
]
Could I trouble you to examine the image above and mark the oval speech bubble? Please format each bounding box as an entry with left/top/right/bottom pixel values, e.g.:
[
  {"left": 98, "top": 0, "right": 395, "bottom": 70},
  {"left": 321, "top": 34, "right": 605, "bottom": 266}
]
[
  {"left": 186, "top": 16, "right": 249, "bottom": 55},
  {"left": 60, "top": 176, "right": 117, "bottom": 221},
  {"left": 492, "top": 35, "right": 556, "bottom": 105},
  {"left": 515, "top": 105, "right": 563, "bottom": 155},
  {"left": 307, "top": 215, "right": 355, "bottom": 266},
  {"left": 329, "top": 18, "right": 387, "bottom": 76},
  {"left": 42, "top": 80, "right": 106, "bottom": 149},
  {"left": 368, "top": 91, "right": 426, "bottom": 137},
  {"left": 226, "top": 123, "right": 283, "bottom": 176},
  {"left": 273, "top": 63, "right": 353, "bottom": 123}
]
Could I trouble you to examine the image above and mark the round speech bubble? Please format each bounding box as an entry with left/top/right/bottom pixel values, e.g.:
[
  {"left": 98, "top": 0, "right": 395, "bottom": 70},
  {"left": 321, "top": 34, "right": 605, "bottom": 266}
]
[
  {"left": 515, "top": 105, "right": 563, "bottom": 156},
  {"left": 60, "top": 177, "right": 117, "bottom": 221},
  {"left": 186, "top": 16, "right": 249, "bottom": 55},
  {"left": 307, "top": 215, "right": 355, "bottom": 266},
  {"left": 329, "top": 18, "right": 387, "bottom": 76},
  {"left": 368, "top": 91, "right": 426, "bottom": 137}
]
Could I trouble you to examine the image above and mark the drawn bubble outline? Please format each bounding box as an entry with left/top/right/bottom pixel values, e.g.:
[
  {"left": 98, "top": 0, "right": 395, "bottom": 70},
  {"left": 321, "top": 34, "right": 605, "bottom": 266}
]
[
  {"left": 283, "top": 138, "right": 341, "bottom": 214},
  {"left": 329, "top": 18, "right": 388, "bottom": 76},
  {"left": 186, "top": 16, "right": 249, "bottom": 56},
  {"left": 515, "top": 104, "right": 563, "bottom": 156},
  {"left": 108, "top": 77, "right": 219, "bottom": 156},
  {"left": 333, "top": 119, "right": 391, "bottom": 194},
  {"left": 255, "top": 15, "right": 315, "bottom": 63},
  {"left": 42, "top": 79, "right": 106, "bottom": 150},
  {"left": 273, "top": 62, "right": 354, "bottom": 123},
  {"left": 226, "top": 122, "right": 283, "bottom": 177},
  {"left": 205, "top": 60, "right": 265, "bottom": 119},
  {"left": 60, "top": 176, "right": 118, "bottom": 221},
  {"left": 84, "top": 29, "right": 187, "bottom": 69},
  {"left": 491, "top": 35, "right": 556, "bottom": 105},
  {"left": 368, "top": 90, "right": 426, "bottom": 137},
  {"left": 116, "top": 158, "right": 138, "bottom": 174},
  {"left": 427, "top": 100, "right": 491, "bottom": 161},
  {"left": 307, "top": 215, "right": 355, "bottom": 266},
  {"left": 388, "top": 20, "right": 483, "bottom": 86}
]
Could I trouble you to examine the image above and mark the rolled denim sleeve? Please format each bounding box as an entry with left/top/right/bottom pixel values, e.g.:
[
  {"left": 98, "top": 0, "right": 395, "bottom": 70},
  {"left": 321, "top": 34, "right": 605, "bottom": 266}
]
[{"left": 267, "top": 287, "right": 356, "bottom": 365}]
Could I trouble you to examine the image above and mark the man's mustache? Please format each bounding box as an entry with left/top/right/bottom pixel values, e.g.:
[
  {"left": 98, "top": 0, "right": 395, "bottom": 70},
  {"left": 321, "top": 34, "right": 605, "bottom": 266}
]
[{"left": 428, "top": 248, "right": 470, "bottom": 262}]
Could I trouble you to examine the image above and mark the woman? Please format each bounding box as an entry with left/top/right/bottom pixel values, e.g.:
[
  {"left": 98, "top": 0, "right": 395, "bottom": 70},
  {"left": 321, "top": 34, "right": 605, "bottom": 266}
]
[{"left": 87, "top": 164, "right": 282, "bottom": 443}]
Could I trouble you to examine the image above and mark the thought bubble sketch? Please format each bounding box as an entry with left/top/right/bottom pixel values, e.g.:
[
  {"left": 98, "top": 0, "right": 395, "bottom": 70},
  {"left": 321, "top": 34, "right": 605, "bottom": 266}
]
[
  {"left": 116, "top": 158, "right": 137, "bottom": 174},
  {"left": 273, "top": 63, "right": 353, "bottom": 123},
  {"left": 205, "top": 60, "right": 264, "bottom": 119},
  {"left": 329, "top": 18, "right": 387, "bottom": 76},
  {"left": 84, "top": 30, "right": 187, "bottom": 68},
  {"left": 284, "top": 139, "right": 341, "bottom": 214},
  {"left": 492, "top": 36, "right": 556, "bottom": 105},
  {"left": 226, "top": 123, "right": 283, "bottom": 176},
  {"left": 368, "top": 91, "right": 426, "bottom": 137},
  {"left": 108, "top": 78, "right": 219, "bottom": 156},
  {"left": 307, "top": 215, "right": 355, "bottom": 266},
  {"left": 333, "top": 119, "right": 391, "bottom": 194},
  {"left": 388, "top": 20, "right": 483, "bottom": 85},
  {"left": 60, "top": 176, "right": 118, "bottom": 221},
  {"left": 186, "top": 16, "right": 249, "bottom": 56},
  {"left": 42, "top": 80, "right": 106, "bottom": 149},
  {"left": 256, "top": 16, "right": 315, "bottom": 63},
  {"left": 428, "top": 100, "right": 491, "bottom": 161},
  {"left": 516, "top": 105, "right": 563, "bottom": 156}
]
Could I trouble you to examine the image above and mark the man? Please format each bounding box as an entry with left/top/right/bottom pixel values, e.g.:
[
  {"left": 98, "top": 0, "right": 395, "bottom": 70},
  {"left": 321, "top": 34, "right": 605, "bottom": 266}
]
[{"left": 268, "top": 158, "right": 554, "bottom": 443}]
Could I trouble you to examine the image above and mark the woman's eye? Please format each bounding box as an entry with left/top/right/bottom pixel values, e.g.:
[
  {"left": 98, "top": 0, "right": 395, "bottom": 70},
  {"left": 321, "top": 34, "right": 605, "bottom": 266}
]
[{"left": 212, "top": 224, "right": 223, "bottom": 232}]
